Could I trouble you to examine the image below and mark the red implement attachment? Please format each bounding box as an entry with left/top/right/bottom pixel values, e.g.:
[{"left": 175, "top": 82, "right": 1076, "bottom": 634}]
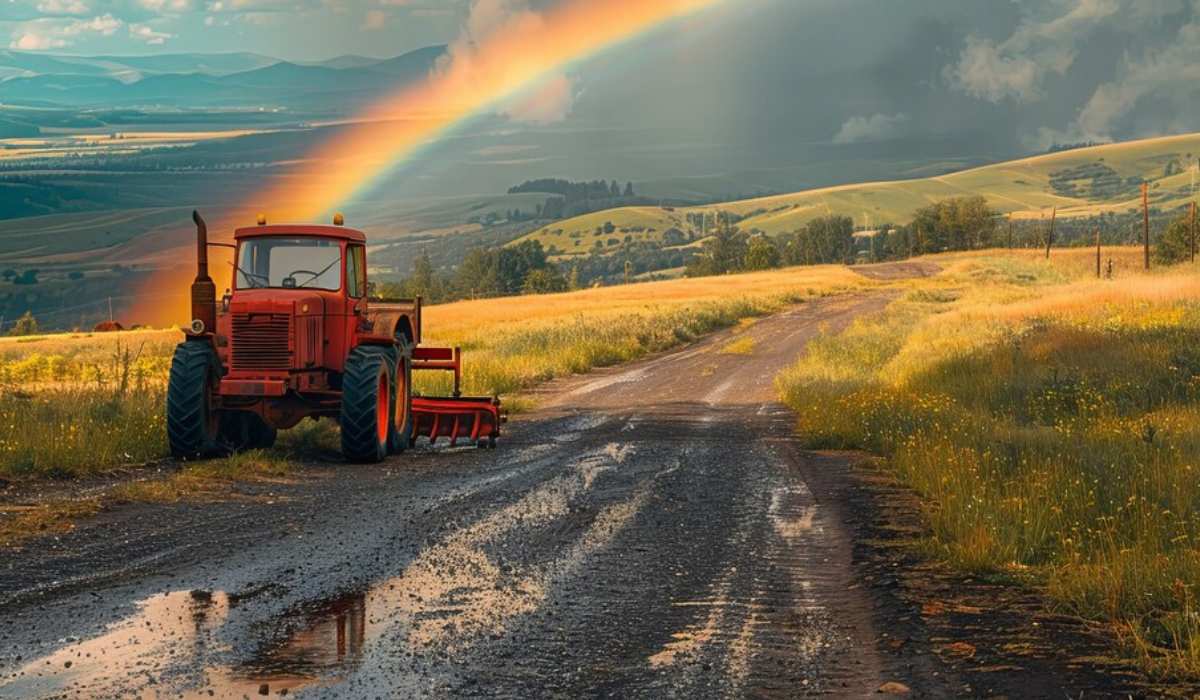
[{"left": 411, "top": 347, "right": 503, "bottom": 447}]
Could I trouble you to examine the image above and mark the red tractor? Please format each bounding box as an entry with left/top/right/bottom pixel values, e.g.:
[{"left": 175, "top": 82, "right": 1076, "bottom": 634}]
[{"left": 167, "top": 211, "right": 501, "bottom": 462}]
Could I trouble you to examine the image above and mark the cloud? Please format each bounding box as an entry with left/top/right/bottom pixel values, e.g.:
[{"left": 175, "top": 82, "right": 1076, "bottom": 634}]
[
  {"left": 9, "top": 12, "right": 122, "bottom": 50},
  {"left": 945, "top": 0, "right": 1122, "bottom": 103},
  {"left": 362, "top": 8, "right": 386, "bottom": 29},
  {"left": 130, "top": 22, "right": 173, "bottom": 44},
  {"left": 832, "top": 112, "right": 909, "bottom": 144},
  {"left": 35, "top": 0, "right": 90, "bottom": 15},
  {"left": 138, "top": 0, "right": 194, "bottom": 12},
  {"left": 439, "top": 0, "right": 581, "bottom": 123},
  {"left": 501, "top": 72, "right": 574, "bottom": 123}
]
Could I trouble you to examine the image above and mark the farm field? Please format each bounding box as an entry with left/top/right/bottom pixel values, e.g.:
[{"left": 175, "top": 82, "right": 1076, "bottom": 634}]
[
  {"left": 0, "top": 261, "right": 874, "bottom": 480},
  {"left": 514, "top": 133, "right": 1200, "bottom": 255},
  {"left": 779, "top": 247, "right": 1200, "bottom": 678}
]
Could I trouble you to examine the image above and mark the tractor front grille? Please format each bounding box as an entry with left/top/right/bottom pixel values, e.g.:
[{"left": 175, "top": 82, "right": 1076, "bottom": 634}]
[{"left": 231, "top": 313, "right": 292, "bottom": 372}]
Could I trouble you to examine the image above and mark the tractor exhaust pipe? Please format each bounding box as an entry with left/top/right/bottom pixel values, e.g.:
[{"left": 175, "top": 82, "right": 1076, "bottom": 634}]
[{"left": 190, "top": 210, "right": 217, "bottom": 335}]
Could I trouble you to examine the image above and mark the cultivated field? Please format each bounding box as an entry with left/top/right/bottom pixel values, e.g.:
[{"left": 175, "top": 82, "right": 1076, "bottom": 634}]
[
  {"left": 778, "top": 247, "right": 1200, "bottom": 677},
  {"left": 515, "top": 132, "right": 1200, "bottom": 253}
]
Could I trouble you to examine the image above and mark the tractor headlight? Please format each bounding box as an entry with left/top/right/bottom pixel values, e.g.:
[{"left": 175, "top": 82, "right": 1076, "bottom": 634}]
[{"left": 190, "top": 319, "right": 206, "bottom": 334}]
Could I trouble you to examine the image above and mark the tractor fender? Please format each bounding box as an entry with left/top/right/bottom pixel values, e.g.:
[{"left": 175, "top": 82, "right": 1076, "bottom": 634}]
[{"left": 364, "top": 304, "right": 420, "bottom": 347}]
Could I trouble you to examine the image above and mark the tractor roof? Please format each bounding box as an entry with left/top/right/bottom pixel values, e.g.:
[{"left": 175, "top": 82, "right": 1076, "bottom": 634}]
[{"left": 234, "top": 224, "right": 366, "bottom": 243}]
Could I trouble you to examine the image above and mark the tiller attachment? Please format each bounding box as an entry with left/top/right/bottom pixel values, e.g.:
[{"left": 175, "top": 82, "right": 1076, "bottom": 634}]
[{"left": 411, "top": 347, "right": 503, "bottom": 448}]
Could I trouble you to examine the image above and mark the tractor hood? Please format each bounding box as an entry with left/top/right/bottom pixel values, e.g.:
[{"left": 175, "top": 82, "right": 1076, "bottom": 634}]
[
  {"left": 228, "top": 289, "right": 325, "bottom": 316},
  {"left": 223, "top": 290, "right": 327, "bottom": 374}
]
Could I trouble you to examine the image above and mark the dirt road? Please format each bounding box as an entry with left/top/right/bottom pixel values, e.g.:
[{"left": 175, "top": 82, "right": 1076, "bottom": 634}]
[{"left": 0, "top": 283, "right": 1134, "bottom": 698}]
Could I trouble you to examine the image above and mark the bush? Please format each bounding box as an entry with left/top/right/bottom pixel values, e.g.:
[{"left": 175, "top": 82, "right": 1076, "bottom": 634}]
[{"left": 7, "top": 311, "right": 38, "bottom": 336}]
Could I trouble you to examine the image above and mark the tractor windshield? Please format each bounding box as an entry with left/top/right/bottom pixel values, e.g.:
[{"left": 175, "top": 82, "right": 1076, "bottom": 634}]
[{"left": 236, "top": 237, "right": 342, "bottom": 291}]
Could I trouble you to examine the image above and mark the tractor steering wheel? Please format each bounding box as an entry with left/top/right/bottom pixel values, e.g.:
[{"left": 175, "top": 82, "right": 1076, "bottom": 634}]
[{"left": 282, "top": 269, "right": 320, "bottom": 289}]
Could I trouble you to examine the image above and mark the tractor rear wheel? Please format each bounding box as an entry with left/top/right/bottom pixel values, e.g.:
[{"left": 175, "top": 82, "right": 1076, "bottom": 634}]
[
  {"left": 167, "top": 341, "right": 223, "bottom": 459},
  {"left": 388, "top": 343, "right": 414, "bottom": 455},
  {"left": 340, "top": 346, "right": 393, "bottom": 463}
]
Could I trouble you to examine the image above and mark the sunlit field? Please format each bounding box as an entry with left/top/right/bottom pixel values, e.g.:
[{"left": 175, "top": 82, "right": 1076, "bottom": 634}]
[
  {"left": 777, "top": 250, "right": 1200, "bottom": 678},
  {"left": 0, "top": 263, "right": 872, "bottom": 479}
]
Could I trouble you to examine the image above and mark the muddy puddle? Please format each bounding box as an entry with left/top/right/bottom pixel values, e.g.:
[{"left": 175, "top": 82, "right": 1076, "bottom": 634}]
[
  {"left": 1, "top": 587, "right": 368, "bottom": 698},
  {"left": 2, "top": 442, "right": 650, "bottom": 697}
]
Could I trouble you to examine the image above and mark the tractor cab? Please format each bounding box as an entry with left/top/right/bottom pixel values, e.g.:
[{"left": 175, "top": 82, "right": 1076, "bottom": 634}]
[{"left": 215, "top": 222, "right": 377, "bottom": 385}]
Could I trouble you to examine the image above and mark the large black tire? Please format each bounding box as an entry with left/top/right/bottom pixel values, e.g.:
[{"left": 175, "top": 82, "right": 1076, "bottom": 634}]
[
  {"left": 340, "top": 346, "right": 394, "bottom": 463},
  {"left": 167, "top": 341, "right": 223, "bottom": 460},
  {"left": 389, "top": 343, "right": 414, "bottom": 455}
]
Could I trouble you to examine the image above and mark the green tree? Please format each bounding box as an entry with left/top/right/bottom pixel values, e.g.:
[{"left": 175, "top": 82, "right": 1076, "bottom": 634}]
[
  {"left": 909, "top": 196, "right": 998, "bottom": 253},
  {"left": 522, "top": 267, "right": 568, "bottom": 294},
  {"left": 1154, "top": 214, "right": 1196, "bottom": 264},
  {"left": 784, "top": 216, "right": 854, "bottom": 265},
  {"left": 8, "top": 311, "right": 37, "bottom": 336},
  {"left": 408, "top": 252, "right": 437, "bottom": 298},
  {"left": 497, "top": 240, "right": 549, "bottom": 294},
  {"left": 13, "top": 269, "right": 38, "bottom": 285},
  {"left": 743, "top": 235, "right": 781, "bottom": 270},
  {"left": 454, "top": 248, "right": 500, "bottom": 298}
]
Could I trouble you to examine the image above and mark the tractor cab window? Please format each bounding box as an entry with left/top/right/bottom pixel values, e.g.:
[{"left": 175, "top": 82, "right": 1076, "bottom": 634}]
[
  {"left": 237, "top": 237, "right": 342, "bottom": 291},
  {"left": 346, "top": 245, "right": 367, "bottom": 298}
]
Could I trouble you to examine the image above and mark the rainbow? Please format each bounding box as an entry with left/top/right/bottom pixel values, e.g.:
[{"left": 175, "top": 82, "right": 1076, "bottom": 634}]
[
  {"left": 257, "top": 0, "right": 725, "bottom": 219},
  {"left": 132, "top": 0, "right": 724, "bottom": 324}
]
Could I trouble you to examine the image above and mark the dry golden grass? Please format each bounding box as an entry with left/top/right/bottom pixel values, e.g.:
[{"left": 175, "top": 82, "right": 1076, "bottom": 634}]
[
  {"left": 0, "top": 262, "right": 873, "bottom": 480},
  {"left": 720, "top": 337, "right": 757, "bottom": 355},
  {"left": 777, "top": 251, "right": 1200, "bottom": 679}
]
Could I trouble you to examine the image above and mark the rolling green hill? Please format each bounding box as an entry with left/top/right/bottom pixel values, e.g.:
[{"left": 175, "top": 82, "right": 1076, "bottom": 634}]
[{"left": 513, "top": 133, "right": 1200, "bottom": 256}]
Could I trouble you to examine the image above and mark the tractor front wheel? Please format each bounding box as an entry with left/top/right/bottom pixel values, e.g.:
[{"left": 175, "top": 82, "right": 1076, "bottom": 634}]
[
  {"left": 167, "top": 341, "right": 223, "bottom": 459},
  {"left": 340, "top": 346, "right": 393, "bottom": 463}
]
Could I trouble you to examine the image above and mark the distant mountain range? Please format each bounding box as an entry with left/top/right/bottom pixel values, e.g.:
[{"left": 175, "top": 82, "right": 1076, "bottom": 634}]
[{"left": 0, "top": 46, "right": 446, "bottom": 109}]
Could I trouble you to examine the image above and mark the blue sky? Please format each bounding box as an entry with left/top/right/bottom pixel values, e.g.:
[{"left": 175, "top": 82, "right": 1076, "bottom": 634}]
[{"left": 0, "top": 0, "right": 471, "bottom": 60}]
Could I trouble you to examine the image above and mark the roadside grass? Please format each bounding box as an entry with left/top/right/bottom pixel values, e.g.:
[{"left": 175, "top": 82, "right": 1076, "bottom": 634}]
[
  {"left": 777, "top": 252, "right": 1200, "bottom": 679},
  {"left": 0, "top": 263, "right": 872, "bottom": 481},
  {"left": 720, "top": 336, "right": 757, "bottom": 355}
]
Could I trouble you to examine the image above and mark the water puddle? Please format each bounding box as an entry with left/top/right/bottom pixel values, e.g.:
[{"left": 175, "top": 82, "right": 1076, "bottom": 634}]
[
  {"left": 1, "top": 588, "right": 368, "bottom": 698},
  {"left": 3, "top": 443, "right": 650, "bottom": 698}
]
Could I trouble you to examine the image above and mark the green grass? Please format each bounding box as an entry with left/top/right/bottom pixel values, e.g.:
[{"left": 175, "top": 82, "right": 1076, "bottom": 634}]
[
  {"left": 512, "top": 132, "right": 1200, "bottom": 250},
  {"left": 776, "top": 254, "right": 1200, "bottom": 679}
]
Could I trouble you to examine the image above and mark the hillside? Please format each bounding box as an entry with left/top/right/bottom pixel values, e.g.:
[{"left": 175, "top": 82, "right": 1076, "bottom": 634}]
[{"left": 513, "top": 133, "right": 1200, "bottom": 256}]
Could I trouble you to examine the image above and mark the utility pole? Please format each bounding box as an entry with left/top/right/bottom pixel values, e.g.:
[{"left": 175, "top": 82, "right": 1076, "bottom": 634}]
[
  {"left": 1007, "top": 215, "right": 1013, "bottom": 249},
  {"left": 108, "top": 296, "right": 113, "bottom": 323},
  {"left": 1142, "top": 182, "right": 1150, "bottom": 270},
  {"left": 1045, "top": 207, "right": 1056, "bottom": 259},
  {"left": 1095, "top": 228, "right": 1101, "bottom": 278}
]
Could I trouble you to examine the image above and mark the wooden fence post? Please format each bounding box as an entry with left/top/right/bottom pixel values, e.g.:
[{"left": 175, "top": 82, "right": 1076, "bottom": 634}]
[
  {"left": 1191, "top": 201, "right": 1196, "bottom": 264},
  {"left": 1142, "top": 182, "right": 1150, "bottom": 270},
  {"left": 1045, "top": 207, "right": 1056, "bottom": 259}
]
